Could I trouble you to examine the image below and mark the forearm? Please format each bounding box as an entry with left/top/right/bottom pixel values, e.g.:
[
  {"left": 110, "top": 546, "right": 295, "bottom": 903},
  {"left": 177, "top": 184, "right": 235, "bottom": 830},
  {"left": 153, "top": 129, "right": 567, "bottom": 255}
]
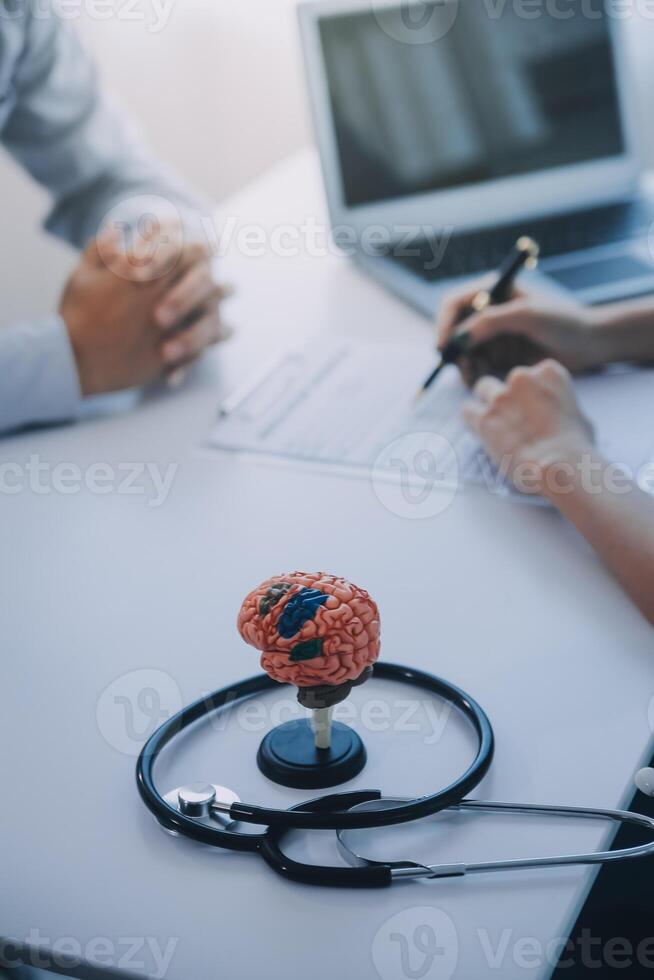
[
  {"left": 0, "top": 316, "right": 82, "bottom": 435},
  {"left": 42, "top": 109, "right": 207, "bottom": 250},
  {"left": 544, "top": 447, "right": 654, "bottom": 625},
  {"left": 589, "top": 298, "right": 654, "bottom": 366},
  {"left": 4, "top": 4, "right": 207, "bottom": 250}
]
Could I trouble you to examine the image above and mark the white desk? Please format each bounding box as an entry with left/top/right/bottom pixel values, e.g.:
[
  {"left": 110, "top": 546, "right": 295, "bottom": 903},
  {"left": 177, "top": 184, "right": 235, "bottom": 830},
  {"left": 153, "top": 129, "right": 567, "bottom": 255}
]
[{"left": 2, "top": 150, "right": 654, "bottom": 980}]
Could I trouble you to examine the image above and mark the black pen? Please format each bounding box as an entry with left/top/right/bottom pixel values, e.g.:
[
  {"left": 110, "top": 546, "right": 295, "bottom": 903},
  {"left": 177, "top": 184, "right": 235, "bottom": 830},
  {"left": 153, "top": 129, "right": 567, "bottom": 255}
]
[{"left": 416, "top": 236, "right": 540, "bottom": 398}]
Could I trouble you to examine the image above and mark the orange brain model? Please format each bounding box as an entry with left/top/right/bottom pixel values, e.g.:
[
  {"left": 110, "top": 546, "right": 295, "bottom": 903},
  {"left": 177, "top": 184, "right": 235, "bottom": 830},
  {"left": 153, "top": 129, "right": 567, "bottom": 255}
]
[{"left": 238, "top": 572, "right": 380, "bottom": 689}]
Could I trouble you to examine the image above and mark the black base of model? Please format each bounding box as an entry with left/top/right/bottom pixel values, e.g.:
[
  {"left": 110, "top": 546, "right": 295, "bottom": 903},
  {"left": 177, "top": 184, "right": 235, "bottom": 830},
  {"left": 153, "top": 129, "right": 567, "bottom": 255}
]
[{"left": 257, "top": 719, "right": 367, "bottom": 789}]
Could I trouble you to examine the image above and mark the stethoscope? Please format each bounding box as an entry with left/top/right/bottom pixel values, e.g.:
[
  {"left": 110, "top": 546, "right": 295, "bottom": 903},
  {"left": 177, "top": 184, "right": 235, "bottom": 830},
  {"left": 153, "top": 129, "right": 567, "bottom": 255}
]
[{"left": 137, "top": 662, "right": 654, "bottom": 888}]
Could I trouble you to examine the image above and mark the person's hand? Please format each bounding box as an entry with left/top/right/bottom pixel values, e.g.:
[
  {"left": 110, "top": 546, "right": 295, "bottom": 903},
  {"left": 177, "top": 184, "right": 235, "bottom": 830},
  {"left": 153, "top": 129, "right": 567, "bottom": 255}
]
[
  {"left": 61, "top": 231, "right": 231, "bottom": 396},
  {"left": 151, "top": 230, "right": 231, "bottom": 372},
  {"left": 436, "top": 282, "right": 601, "bottom": 387},
  {"left": 462, "top": 360, "right": 595, "bottom": 493},
  {"left": 99, "top": 218, "right": 232, "bottom": 378}
]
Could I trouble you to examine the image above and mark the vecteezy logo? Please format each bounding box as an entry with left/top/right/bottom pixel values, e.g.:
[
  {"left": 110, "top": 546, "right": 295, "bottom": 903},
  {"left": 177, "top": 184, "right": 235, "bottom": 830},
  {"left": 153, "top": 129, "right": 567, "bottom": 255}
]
[
  {"left": 97, "top": 194, "right": 184, "bottom": 282},
  {"left": 371, "top": 432, "right": 458, "bottom": 520},
  {"left": 96, "top": 669, "right": 183, "bottom": 757},
  {"left": 370, "top": 0, "right": 458, "bottom": 46},
  {"left": 372, "top": 907, "right": 459, "bottom": 980}
]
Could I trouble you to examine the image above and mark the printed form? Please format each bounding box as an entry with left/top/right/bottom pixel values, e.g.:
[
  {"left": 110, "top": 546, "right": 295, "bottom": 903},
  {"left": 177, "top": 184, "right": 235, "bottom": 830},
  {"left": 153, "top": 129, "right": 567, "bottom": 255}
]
[{"left": 208, "top": 338, "right": 654, "bottom": 500}]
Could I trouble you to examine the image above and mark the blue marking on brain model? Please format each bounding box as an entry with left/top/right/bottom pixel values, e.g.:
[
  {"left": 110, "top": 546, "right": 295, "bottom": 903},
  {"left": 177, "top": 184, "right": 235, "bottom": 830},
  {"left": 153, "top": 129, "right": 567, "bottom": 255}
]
[{"left": 277, "top": 587, "right": 330, "bottom": 639}]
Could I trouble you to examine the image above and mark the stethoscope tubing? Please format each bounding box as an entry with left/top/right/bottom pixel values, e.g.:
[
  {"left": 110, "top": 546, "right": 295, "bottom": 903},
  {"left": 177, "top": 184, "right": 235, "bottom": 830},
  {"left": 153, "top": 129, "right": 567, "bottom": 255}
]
[
  {"left": 136, "top": 662, "right": 494, "bottom": 840},
  {"left": 258, "top": 790, "right": 395, "bottom": 887},
  {"left": 231, "top": 663, "right": 495, "bottom": 830},
  {"left": 337, "top": 798, "right": 654, "bottom": 881},
  {"left": 136, "top": 664, "right": 654, "bottom": 888},
  {"left": 137, "top": 672, "right": 273, "bottom": 852}
]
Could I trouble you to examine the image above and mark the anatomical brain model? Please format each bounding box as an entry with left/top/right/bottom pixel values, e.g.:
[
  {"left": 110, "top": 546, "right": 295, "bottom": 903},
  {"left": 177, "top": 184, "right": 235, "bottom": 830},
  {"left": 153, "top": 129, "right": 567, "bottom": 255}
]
[{"left": 238, "top": 571, "right": 380, "bottom": 709}]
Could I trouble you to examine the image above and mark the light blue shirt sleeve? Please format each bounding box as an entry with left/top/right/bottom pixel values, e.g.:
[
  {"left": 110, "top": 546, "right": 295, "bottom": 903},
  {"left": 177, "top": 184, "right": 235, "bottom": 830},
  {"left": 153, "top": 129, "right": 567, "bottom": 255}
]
[
  {"left": 0, "top": 315, "right": 82, "bottom": 434},
  {"left": 0, "top": 2, "right": 207, "bottom": 435}
]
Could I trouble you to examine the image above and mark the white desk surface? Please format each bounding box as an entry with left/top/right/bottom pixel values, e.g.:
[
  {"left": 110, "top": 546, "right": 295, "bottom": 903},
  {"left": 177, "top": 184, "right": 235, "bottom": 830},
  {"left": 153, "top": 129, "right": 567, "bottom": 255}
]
[{"left": 2, "top": 149, "right": 654, "bottom": 980}]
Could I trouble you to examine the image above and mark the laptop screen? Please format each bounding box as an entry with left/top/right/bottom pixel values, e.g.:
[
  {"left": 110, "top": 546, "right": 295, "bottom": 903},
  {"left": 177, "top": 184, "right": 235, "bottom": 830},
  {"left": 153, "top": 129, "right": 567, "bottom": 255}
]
[{"left": 318, "top": 0, "right": 626, "bottom": 209}]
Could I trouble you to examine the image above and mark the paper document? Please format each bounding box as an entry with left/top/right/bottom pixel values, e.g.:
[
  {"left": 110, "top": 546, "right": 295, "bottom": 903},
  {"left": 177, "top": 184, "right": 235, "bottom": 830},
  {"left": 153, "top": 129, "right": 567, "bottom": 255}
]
[{"left": 208, "top": 338, "right": 654, "bottom": 500}]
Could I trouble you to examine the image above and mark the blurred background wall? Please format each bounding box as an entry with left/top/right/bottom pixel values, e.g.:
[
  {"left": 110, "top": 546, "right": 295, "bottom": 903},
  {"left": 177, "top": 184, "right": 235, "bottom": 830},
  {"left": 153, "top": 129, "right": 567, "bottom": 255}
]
[{"left": 1, "top": 0, "right": 653, "bottom": 322}]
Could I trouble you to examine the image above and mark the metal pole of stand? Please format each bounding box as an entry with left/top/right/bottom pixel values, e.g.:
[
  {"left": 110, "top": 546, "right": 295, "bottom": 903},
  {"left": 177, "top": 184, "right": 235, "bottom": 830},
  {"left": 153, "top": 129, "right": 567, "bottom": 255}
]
[{"left": 312, "top": 707, "right": 334, "bottom": 750}]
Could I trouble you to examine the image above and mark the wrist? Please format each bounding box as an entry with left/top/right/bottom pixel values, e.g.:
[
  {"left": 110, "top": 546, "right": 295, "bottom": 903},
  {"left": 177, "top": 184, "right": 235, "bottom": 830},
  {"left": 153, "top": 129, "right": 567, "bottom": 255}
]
[
  {"left": 587, "top": 302, "right": 654, "bottom": 366},
  {"left": 62, "top": 313, "right": 97, "bottom": 397},
  {"left": 574, "top": 306, "right": 618, "bottom": 370},
  {"left": 537, "top": 434, "right": 596, "bottom": 503}
]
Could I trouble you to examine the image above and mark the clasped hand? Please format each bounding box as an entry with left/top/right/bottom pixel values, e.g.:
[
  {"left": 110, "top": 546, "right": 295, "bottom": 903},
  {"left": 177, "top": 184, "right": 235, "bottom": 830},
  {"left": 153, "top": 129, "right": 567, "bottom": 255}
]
[{"left": 61, "top": 221, "right": 232, "bottom": 396}]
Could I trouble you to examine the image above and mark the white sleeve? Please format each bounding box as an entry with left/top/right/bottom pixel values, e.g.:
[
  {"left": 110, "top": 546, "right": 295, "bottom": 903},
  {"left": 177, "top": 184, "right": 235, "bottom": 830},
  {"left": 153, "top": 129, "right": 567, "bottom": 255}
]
[{"left": 0, "top": 315, "right": 82, "bottom": 435}]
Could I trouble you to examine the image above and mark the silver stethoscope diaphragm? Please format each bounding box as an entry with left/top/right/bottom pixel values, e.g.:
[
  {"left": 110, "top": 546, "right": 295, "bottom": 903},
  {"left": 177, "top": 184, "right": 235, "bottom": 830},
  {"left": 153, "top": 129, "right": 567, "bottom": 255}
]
[
  {"left": 336, "top": 797, "right": 654, "bottom": 881},
  {"left": 160, "top": 784, "right": 241, "bottom": 835}
]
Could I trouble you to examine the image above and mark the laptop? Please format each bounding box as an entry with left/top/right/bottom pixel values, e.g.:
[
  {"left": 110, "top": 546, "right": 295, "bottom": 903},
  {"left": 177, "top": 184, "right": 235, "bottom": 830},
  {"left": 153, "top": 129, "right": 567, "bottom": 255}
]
[{"left": 298, "top": 0, "right": 654, "bottom": 316}]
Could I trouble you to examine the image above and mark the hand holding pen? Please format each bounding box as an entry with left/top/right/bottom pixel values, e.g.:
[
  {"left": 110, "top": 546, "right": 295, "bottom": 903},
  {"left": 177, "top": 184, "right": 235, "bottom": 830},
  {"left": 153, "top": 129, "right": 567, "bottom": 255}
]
[{"left": 418, "top": 238, "right": 541, "bottom": 396}]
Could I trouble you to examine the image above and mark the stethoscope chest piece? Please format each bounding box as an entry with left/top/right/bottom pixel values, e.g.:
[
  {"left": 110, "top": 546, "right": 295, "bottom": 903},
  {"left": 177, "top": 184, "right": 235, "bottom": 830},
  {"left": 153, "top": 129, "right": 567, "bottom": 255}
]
[{"left": 160, "top": 784, "right": 241, "bottom": 835}]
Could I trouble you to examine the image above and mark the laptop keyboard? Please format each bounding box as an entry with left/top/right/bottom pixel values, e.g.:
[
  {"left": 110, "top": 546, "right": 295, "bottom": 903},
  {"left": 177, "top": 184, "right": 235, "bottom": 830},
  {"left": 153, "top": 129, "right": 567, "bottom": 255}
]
[{"left": 387, "top": 199, "right": 654, "bottom": 282}]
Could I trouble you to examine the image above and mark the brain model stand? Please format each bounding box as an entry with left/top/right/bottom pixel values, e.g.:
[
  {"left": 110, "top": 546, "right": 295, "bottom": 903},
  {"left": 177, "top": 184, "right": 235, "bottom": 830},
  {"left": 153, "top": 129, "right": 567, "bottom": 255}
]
[{"left": 238, "top": 572, "right": 380, "bottom": 789}]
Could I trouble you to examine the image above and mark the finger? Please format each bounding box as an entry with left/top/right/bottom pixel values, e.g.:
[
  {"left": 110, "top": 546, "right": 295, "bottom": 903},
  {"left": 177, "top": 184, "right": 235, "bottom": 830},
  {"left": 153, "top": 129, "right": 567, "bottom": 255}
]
[
  {"left": 133, "top": 238, "right": 208, "bottom": 286},
  {"left": 156, "top": 264, "right": 219, "bottom": 329},
  {"left": 460, "top": 299, "right": 537, "bottom": 350},
  {"left": 534, "top": 358, "right": 571, "bottom": 385},
  {"left": 472, "top": 375, "right": 505, "bottom": 405},
  {"left": 436, "top": 288, "right": 480, "bottom": 348},
  {"left": 461, "top": 400, "right": 486, "bottom": 436},
  {"left": 140, "top": 234, "right": 197, "bottom": 283},
  {"left": 161, "top": 284, "right": 234, "bottom": 335},
  {"left": 166, "top": 356, "right": 200, "bottom": 389},
  {"left": 161, "top": 314, "right": 229, "bottom": 365},
  {"left": 435, "top": 275, "right": 501, "bottom": 348},
  {"left": 457, "top": 356, "right": 477, "bottom": 389},
  {"left": 214, "top": 282, "right": 235, "bottom": 301},
  {"left": 167, "top": 367, "right": 190, "bottom": 389},
  {"left": 171, "top": 241, "right": 210, "bottom": 278}
]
